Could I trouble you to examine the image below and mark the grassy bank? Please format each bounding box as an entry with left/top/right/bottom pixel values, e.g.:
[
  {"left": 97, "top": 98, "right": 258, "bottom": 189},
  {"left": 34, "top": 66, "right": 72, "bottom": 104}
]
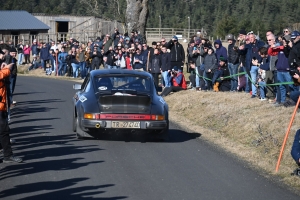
[{"left": 164, "top": 90, "right": 300, "bottom": 190}]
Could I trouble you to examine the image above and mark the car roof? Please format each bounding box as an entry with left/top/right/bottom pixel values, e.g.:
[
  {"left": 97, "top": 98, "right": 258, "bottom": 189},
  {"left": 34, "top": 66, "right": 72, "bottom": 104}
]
[{"left": 90, "top": 69, "right": 152, "bottom": 78}]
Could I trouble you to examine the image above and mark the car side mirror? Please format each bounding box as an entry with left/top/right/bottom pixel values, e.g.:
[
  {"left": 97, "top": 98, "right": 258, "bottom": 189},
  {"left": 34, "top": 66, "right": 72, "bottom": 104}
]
[
  {"left": 73, "top": 84, "right": 81, "bottom": 90},
  {"left": 157, "top": 87, "right": 163, "bottom": 92}
]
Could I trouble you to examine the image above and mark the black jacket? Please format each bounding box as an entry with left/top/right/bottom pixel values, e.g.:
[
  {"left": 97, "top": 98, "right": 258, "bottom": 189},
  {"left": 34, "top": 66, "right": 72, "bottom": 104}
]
[
  {"left": 166, "top": 40, "right": 185, "bottom": 63},
  {"left": 227, "top": 42, "right": 239, "bottom": 64},
  {"left": 148, "top": 54, "right": 161, "bottom": 74},
  {"left": 288, "top": 40, "right": 300, "bottom": 67},
  {"left": 161, "top": 52, "right": 171, "bottom": 72}
]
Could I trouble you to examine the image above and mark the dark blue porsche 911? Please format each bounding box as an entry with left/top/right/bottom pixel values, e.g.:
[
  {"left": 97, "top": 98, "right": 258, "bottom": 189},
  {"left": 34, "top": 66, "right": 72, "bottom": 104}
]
[{"left": 72, "top": 69, "right": 169, "bottom": 140}]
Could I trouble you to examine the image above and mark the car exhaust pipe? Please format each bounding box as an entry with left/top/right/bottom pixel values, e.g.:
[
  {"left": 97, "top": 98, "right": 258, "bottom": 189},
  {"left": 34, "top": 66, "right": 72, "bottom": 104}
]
[{"left": 95, "top": 123, "right": 101, "bottom": 128}]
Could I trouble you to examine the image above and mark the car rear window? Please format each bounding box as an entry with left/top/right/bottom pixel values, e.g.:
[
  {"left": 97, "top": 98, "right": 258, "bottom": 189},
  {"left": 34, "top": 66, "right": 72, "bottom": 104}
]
[{"left": 94, "top": 75, "right": 152, "bottom": 93}]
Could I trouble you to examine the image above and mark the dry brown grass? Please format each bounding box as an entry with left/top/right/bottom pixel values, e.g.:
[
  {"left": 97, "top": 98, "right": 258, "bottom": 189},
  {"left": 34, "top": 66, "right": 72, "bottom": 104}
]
[{"left": 164, "top": 90, "right": 300, "bottom": 190}]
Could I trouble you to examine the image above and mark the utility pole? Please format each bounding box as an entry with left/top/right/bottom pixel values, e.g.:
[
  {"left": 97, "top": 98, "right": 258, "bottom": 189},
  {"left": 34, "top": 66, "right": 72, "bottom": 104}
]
[
  {"left": 159, "top": 15, "right": 161, "bottom": 37},
  {"left": 188, "top": 16, "right": 190, "bottom": 40}
]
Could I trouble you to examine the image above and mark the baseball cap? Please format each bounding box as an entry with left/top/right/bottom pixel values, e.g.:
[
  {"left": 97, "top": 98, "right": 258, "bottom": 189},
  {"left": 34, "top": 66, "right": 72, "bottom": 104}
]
[
  {"left": 291, "top": 31, "right": 300, "bottom": 39},
  {"left": 172, "top": 36, "right": 178, "bottom": 40},
  {"left": 117, "top": 43, "right": 122, "bottom": 47}
]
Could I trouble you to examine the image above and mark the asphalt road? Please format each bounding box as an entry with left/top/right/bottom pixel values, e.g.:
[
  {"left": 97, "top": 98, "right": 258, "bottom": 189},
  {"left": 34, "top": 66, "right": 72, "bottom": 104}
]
[{"left": 0, "top": 76, "right": 299, "bottom": 200}]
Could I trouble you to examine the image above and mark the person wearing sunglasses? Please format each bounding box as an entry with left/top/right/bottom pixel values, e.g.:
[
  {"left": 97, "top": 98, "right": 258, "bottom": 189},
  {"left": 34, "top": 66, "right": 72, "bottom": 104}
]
[
  {"left": 288, "top": 31, "right": 300, "bottom": 69},
  {"left": 283, "top": 27, "right": 292, "bottom": 36}
]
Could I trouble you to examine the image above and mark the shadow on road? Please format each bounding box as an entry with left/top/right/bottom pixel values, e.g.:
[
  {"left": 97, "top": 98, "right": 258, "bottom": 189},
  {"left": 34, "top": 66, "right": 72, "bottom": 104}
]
[
  {"left": 0, "top": 178, "right": 128, "bottom": 200},
  {"left": 81, "top": 129, "right": 201, "bottom": 143}
]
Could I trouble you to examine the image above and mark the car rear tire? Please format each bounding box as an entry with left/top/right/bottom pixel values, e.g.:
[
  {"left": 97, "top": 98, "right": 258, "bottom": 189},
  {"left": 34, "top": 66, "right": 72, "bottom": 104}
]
[
  {"left": 72, "top": 109, "right": 77, "bottom": 132},
  {"left": 75, "top": 117, "right": 84, "bottom": 139}
]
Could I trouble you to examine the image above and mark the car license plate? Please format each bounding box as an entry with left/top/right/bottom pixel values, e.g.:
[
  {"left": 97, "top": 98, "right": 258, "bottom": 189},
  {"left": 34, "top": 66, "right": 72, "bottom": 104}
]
[{"left": 111, "top": 121, "right": 140, "bottom": 129}]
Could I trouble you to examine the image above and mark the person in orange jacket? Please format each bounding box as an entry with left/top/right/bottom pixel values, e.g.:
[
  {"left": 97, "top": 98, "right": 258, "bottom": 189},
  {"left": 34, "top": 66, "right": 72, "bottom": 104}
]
[{"left": 0, "top": 49, "right": 22, "bottom": 163}]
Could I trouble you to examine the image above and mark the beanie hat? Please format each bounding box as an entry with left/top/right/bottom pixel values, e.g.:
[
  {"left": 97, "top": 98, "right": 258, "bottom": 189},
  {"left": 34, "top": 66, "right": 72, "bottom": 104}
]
[
  {"left": 10, "top": 47, "right": 17, "bottom": 53},
  {"left": 219, "top": 56, "right": 227, "bottom": 62},
  {"left": 239, "top": 29, "right": 247, "bottom": 35}
]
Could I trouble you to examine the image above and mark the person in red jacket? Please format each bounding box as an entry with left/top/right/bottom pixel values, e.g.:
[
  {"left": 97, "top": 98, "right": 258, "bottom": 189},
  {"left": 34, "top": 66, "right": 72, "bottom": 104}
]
[{"left": 160, "top": 66, "right": 187, "bottom": 97}]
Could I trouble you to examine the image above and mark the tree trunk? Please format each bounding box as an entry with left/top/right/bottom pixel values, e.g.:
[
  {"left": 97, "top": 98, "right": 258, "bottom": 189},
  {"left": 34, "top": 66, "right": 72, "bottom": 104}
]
[{"left": 126, "top": 0, "right": 148, "bottom": 37}]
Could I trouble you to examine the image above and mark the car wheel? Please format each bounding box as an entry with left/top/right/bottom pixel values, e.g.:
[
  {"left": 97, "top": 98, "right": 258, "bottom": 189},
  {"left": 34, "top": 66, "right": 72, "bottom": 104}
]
[
  {"left": 76, "top": 117, "right": 84, "bottom": 139},
  {"left": 72, "top": 109, "right": 77, "bottom": 132}
]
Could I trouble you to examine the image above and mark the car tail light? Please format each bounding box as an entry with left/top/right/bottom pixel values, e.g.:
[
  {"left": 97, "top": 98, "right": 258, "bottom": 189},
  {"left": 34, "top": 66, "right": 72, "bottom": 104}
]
[
  {"left": 84, "top": 114, "right": 164, "bottom": 121},
  {"left": 84, "top": 113, "right": 95, "bottom": 119},
  {"left": 151, "top": 115, "right": 165, "bottom": 121}
]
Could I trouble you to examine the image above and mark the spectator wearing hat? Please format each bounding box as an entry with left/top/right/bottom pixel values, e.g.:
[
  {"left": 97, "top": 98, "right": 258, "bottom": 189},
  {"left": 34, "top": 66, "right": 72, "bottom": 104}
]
[
  {"left": 28, "top": 54, "right": 41, "bottom": 71},
  {"left": 288, "top": 31, "right": 300, "bottom": 68},
  {"left": 166, "top": 35, "right": 185, "bottom": 71},
  {"left": 227, "top": 34, "right": 239, "bottom": 92},
  {"left": 160, "top": 66, "right": 187, "bottom": 97},
  {"left": 212, "top": 56, "right": 227, "bottom": 92}
]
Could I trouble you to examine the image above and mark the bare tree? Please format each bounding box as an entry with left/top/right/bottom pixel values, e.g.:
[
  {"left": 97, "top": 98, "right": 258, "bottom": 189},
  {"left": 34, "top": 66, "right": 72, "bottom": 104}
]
[
  {"left": 79, "top": 0, "right": 99, "bottom": 16},
  {"left": 126, "top": 0, "right": 148, "bottom": 37},
  {"left": 80, "top": 0, "right": 148, "bottom": 37}
]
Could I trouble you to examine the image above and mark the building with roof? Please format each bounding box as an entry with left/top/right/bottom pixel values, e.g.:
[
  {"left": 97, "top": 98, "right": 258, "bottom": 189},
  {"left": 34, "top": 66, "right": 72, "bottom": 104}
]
[
  {"left": 33, "top": 13, "right": 123, "bottom": 43},
  {"left": 0, "top": 10, "right": 50, "bottom": 45}
]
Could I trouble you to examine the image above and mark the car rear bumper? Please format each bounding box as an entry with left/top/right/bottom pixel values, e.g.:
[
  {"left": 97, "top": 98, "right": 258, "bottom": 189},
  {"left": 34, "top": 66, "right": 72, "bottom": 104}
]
[{"left": 82, "top": 119, "right": 167, "bottom": 130}]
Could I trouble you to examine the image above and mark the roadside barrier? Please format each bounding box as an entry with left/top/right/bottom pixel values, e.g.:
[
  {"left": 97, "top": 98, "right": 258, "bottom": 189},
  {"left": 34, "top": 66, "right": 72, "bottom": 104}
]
[{"left": 195, "top": 71, "right": 295, "bottom": 86}]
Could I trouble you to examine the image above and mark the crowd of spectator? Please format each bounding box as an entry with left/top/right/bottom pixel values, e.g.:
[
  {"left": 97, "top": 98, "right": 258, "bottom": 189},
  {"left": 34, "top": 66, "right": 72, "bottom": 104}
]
[
  {"left": 1, "top": 25, "right": 300, "bottom": 168},
  {"left": 1, "top": 27, "right": 300, "bottom": 103}
]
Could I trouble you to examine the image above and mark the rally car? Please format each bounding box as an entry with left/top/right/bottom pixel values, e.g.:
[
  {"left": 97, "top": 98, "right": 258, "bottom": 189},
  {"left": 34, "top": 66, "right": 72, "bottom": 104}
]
[{"left": 72, "top": 69, "right": 169, "bottom": 140}]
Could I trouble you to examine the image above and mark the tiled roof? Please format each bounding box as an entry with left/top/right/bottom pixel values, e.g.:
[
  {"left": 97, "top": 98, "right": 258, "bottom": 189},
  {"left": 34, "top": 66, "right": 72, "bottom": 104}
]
[{"left": 0, "top": 10, "right": 50, "bottom": 30}]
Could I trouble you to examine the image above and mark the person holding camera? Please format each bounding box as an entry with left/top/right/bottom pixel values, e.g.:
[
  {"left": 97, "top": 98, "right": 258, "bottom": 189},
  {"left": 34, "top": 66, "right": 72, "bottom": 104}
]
[
  {"left": 0, "top": 48, "right": 22, "bottom": 163},
  {"left": 160, "top": 66, "right": 187, "bottom": 97},
  {"left": 269, "top": 36, "right": 296, "bottom": 106},
  {"left": 288, "top": 31, "right": 300, "bottom": 68},
  {"left": 103, "top": 47, "right": 117, "bottom": 69},
  {"left": 166, "top": 36, "right": 185, "bottom": 71}
]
